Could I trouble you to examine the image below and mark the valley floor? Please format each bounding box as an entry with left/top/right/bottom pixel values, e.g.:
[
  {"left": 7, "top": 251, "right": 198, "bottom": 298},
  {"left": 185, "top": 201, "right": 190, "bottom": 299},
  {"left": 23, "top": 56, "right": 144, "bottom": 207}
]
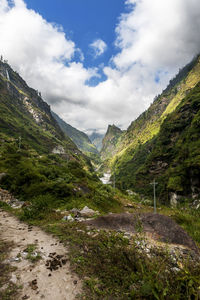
[{"left": 0, "top": 209, "right": 81, "bottom": 300}]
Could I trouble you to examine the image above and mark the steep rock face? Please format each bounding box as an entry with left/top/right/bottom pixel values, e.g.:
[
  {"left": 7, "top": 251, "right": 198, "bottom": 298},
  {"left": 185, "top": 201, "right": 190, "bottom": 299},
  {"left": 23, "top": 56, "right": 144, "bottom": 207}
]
[
  {"left": 52, "top": 112, "right": 99, "bottom": 155},
  {"left": 112, "top": 56, "right": 200, "bottom": 204},
  {"left": 100, "top": 125, "right": 123, "bottom": 160},
  {"left": 0, "top": 60, "right": 78, "bottom": 154}
]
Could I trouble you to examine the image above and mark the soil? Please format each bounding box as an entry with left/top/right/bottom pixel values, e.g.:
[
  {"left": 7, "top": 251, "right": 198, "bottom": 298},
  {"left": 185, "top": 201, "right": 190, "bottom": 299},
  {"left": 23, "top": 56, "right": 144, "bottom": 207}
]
[
  {"left": 0, "top": 209, "right": 81, "bottom": 300},
  {"left": 85, "top": 212, "right": 199, "bottom": 254}
]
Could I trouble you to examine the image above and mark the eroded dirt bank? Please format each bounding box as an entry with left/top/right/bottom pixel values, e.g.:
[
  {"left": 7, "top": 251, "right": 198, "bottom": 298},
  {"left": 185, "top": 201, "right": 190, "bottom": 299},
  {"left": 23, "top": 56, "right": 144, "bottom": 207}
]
[
  {"left": 85, "top": 212, "right": 199, "bottom": 254},
  {"left": 0, "top": 209, "right": 81, "bottom": 300}
]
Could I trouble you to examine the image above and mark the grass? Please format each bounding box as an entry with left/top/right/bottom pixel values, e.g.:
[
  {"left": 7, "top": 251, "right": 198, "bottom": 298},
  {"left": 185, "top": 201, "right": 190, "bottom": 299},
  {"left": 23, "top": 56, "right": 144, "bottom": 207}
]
[
  {"left": 24, "top": 244, "right": 42, "bottom": 262},
  {"left": 1, "top": 178, "right": 200, "bottom": 299},
  {"left": 1, "top": 194, "right": 200, "bottom": 299},
  {"left": 0, "top": 238, "right": 19, "bottom": 300},
  {"left": 45, "top": 220, "right": 200, "bottom": 299}
]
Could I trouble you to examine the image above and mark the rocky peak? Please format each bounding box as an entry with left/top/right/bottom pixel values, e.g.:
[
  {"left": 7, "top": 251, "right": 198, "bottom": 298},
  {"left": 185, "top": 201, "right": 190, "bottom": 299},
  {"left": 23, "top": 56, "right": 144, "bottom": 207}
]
[
  {"left": 100, "top": 124, "right": 123, "bottom": 160},
  {"left": 106, "top": 124, "right": 122, "bottom": 135}
]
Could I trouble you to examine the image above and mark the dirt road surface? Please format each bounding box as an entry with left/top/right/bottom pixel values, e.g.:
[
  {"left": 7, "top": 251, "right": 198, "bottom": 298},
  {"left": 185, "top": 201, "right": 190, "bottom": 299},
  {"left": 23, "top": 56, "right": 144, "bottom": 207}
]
[{"left": 0, "top": 209, "right": 81, "bottom": 300}]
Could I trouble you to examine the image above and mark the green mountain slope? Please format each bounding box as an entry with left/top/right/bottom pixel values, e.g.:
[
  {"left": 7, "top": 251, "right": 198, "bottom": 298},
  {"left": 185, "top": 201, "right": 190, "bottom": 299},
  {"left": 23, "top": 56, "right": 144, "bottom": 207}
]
[
  {"left": 0, "top": 61, "right": 77, "bottom": 154},
  {"left": 112, "top": 55, "right": 200, "bottom": 163},
  {"left": 0, "top": 60, "right": 121, "bottom": 214},
  {"left": 111, "top": 56, "right": 200, "bottom": 204},
  {"left": 100, "top": 125, "right": 124, "bottom": 160},
  {"left": 52, "top": 111, "right": 98, "bottom": 155}
]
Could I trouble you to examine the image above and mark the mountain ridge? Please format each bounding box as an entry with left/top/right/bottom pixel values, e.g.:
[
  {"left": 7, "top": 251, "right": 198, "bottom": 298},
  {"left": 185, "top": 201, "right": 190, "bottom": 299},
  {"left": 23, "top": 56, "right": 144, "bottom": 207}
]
[
  {"left": 51, "top": 111, "right": 99, "bottom": 155},
  {"left": 101, "top": 55, "right": 200, "bottom": 204}
]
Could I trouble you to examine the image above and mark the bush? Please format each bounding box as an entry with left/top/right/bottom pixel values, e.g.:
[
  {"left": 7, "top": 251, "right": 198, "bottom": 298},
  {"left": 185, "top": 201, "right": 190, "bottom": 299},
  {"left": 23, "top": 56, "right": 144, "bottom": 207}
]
[{"left": 21, "top": 194, "right": 55, "bottom": 220}]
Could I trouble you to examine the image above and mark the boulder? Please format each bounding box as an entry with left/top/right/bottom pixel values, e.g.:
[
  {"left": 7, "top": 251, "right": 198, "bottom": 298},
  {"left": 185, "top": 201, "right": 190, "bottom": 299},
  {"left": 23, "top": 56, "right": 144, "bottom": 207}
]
[
  {"left": 62, "top": 215, "right": 74, "bottom": 222},
  {"left": 70, "top": 208, "right": 81, "bottom": 217},
  {"left": 79, "top": 206, "right": 96, "bottom": 218},
  {"left": 170, "top": 193, "right": 178, "bottom": 207}
]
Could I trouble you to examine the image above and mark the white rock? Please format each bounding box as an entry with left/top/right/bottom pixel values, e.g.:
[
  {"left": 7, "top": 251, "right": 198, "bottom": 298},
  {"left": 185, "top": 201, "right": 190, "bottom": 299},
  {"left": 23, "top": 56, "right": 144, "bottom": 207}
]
[
  {"left": 10, "top": 274, "right": 17, "bottom": 284},
  {"left": 172, "top": 267, "right": 180, "bottom": 273},
  {"left": 62, "top": 215, "right": 74, "bottom": 222},
  {"left": 79, "top": 206, "right": 96, "bottom": 218},
  {"left": 170, "top": 193, "right": 178, "bottom": 207}
]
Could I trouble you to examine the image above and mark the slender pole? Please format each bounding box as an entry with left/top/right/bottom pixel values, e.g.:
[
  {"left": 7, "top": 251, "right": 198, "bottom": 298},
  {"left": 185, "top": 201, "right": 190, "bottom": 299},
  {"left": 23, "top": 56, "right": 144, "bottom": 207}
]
[
  {"left": 150, "top": 179, "right": 158, "bottom": 214},
  {"left": 153, "top": 180, "right": 156, "bottom": 214}
]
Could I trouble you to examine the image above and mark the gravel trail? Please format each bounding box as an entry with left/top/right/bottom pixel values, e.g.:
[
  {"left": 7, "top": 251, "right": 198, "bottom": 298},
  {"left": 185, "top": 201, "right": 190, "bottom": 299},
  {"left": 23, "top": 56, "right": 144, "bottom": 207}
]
[{"left": 0, "top": 209, "right": 81, "bottom": 300}]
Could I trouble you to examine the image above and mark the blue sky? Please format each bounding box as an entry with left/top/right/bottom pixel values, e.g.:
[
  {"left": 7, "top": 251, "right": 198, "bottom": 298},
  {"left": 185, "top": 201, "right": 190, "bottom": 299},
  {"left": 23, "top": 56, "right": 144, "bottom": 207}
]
[
  {"left": 0, "top": 0, "right": 199, "bottom": 133},
  {"left": 25, "top": 0, "right": 125, "bottom": 73}
]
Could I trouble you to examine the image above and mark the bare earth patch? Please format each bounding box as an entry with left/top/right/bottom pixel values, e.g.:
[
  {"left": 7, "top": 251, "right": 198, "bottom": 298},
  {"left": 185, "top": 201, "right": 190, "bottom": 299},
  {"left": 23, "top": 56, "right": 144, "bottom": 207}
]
[
  {"left": 85, "top": 212, "right": 199, "bottom": 254},
  {"left": 0, "top": 209, "right": 82, "bottom": 300}
]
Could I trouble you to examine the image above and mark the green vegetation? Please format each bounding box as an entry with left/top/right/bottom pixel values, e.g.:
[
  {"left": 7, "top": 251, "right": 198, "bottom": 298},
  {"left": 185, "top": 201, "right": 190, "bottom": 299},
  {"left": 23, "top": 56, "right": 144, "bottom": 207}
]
[
  {"left": 0, "top": 60, "right": 121, "bottom": 219},
  {"left": 43, "top": 216, "right": 200, "bottom": 299},
  {"left": 1, "top": 52, "right": 200, "bottom": 300},
  {"left": 1, "top": 194, "right": 200, "bottom": 300},
  {"left": 24, "top": 244, "right": 41, "bottom": 262},
  {"left": 106, "top": 56, "right": 200, "bottom": 204},
  {"left": 172, "top": 208, "right": 200, "bottom": 244},
  {"left": 0, "top": 239, "right": 19, "bottom": 300},
  {"left": 100, "top": 124, "right": 123, "bottom": 160},
  {"left": 0, "top": 143, "right": 121, "bottom": 219}
]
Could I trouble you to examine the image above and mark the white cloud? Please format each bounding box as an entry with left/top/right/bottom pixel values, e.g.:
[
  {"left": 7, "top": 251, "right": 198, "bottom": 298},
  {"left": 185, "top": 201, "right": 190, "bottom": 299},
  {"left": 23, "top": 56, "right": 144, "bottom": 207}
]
[
  {"left": 114, "top": 0, "right": 200, "bottom": 71},
  {"left": 90, "top": 39, "right": 107, "bottom": 58},
  {"left": 0, "top": 0, "right": 95, "bottom": 107},
  {"left": 0, "top": 0, "right": 200, "bottom": 134}
]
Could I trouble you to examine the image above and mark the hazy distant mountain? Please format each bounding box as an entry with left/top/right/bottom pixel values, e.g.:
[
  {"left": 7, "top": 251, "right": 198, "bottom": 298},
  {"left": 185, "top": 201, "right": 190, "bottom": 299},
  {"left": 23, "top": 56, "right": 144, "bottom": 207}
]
[
  {"left": 52, "top": 112, "right": 99, "bottom": 155},
  {"left": 89, "top": 131, "right": 104, "bottom": 151}
]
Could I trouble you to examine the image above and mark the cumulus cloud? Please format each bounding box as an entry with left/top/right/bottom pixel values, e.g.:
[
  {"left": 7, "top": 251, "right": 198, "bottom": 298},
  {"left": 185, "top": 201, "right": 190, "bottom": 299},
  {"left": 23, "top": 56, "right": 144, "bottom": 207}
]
[
  {"left": 90, "top": 39, "right": 107, "bottom": 57},
  {"left": 114, "top": 0, "right": 200, "bottom": 71},
  {"left": 0, "top": 0, "right": 200, "bottom": 134},
  {"left": 0, "top": 0, "right": 95, "bottom": 107}
]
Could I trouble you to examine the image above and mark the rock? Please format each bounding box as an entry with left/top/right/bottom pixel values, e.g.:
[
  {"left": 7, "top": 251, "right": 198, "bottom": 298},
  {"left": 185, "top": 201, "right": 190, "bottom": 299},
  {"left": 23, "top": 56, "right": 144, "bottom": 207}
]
[
  {"left": 124, "top": 203, "right": 135, "bottom": 208},
  {"left": 70, "top": 208, "right": 81, "bottom": 217},
  {"left": 22, "top": 295, "right": 30, "bottom": 300},
  {"left": 171, "top": 267, "right": 180, "bottom": 273},
  {"left": 52, "top": 145, "right": 65, "bottom": 154},
  {"left": 192, "top": 199, "right": 200, "bottom": 209},
  {"left": 170, "top": 192, "right": 178, "bottom": 207},
  {"left": 10, "top": 274, "right": 17, "bottom": 284},
  {"left": 126, "top": 190, "right": 134, "bottom": 196},
  {"left": 29, "top": 279, "right": 38, "bottom": 290},
  {"left": 79, "top": 206, "right": 96, "bottom": 218},
  {"left": 62, "top": 215, "right": 74, "bottom": 222}
]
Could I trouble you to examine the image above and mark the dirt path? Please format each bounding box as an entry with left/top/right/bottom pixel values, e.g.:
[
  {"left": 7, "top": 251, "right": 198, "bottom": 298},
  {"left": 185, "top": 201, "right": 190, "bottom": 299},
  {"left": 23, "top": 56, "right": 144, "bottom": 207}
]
[{"left": 0, "top": 209, "right": 81, "bottom": 300}]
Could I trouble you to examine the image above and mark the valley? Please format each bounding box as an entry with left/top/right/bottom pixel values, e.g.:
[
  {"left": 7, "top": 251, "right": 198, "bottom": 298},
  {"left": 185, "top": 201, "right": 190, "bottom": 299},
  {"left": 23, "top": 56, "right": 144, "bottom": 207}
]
[{"left": 0, "top": 56, "right": 200, "bottom": 299}]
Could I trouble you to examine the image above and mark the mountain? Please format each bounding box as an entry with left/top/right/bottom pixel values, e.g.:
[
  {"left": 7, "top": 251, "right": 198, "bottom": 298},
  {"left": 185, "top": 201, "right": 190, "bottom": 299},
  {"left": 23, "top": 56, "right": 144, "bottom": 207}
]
[
  {"left": 104, "top": 55, "right": 200, "bottom": 205},
  {"left": 0, "top": 60, "right": 77, "bottom": 155},
  {"left": 52, "top": 112, "right": 99, "bottom": 155},
  {"left": 132, "top": 83, "right": 200, "bottom": 205},
  {"left": 89, "top": 131, "right": 104, "bottom": 151},
  {"left": 0, "top": 59, "right": 120, "bottom": 213},
  {"left": 100, "top": 124, "right": 123, "bottom": 160}
]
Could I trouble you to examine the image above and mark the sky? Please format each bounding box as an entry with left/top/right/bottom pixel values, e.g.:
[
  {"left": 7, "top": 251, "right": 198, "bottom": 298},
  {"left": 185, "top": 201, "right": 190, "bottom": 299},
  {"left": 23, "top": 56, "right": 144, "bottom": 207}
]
[{"left": 0, "top": 0, "right": 200, "bottom": 134}]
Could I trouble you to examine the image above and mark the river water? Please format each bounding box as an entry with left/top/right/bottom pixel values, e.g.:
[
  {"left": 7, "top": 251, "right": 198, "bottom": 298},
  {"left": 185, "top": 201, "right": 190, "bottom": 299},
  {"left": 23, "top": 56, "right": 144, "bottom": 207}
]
[{"left": 100, "top": 172, "right": 111, "bottom": 184}]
